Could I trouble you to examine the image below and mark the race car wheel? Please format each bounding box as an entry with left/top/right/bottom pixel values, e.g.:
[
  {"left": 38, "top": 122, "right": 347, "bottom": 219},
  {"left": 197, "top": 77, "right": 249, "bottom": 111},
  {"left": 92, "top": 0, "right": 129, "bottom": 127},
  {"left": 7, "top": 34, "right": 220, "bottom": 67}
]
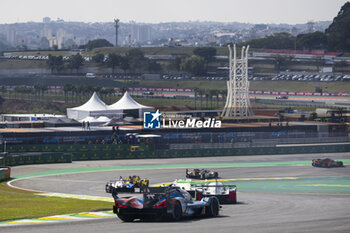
[
  {"left": 117, "top": 209, "right": 134, "bottom": 222},
  {"left": 206, "top": 198, "right": 219, "bottom": 217},
  {"left": 171, "top": 201, "right": 182, "bottom": 221}
]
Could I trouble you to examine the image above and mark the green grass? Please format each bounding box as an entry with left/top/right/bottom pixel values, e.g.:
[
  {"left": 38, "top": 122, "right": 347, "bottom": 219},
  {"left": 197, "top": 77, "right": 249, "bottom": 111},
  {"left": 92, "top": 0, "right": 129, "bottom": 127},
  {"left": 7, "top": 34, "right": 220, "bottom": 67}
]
[
  {"left": 2, "top": 76, "right": 350, "bottom": 93},
  {"left": 250, "top": 81, "right": 350, "bottom": 93},
  {"left": 126, "top": 80, "right": 350, "bottom": 93},
  {"left": 0, "top": 182, "right": 112, "bottom": 221}
]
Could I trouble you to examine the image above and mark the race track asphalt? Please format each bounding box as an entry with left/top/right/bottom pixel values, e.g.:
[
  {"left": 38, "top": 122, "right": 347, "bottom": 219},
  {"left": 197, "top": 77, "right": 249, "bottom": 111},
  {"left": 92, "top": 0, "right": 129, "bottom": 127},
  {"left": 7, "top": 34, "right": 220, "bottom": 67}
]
[{"left": 2, "top": 152, "right": 350, "bottom": 233}]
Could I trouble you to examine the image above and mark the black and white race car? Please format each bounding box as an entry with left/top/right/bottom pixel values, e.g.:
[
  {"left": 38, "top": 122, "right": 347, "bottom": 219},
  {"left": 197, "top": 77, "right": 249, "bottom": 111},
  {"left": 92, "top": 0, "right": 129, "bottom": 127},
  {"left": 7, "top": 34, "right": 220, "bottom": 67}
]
[
  {"left": 106, "top": 179, "right": 136, "bottom": 193},
  {"left": 186, "top": 168, "right": 218, "bottom": 179},
  {"left": 194, "top": 181, "right": 237, "bottom": 204}
]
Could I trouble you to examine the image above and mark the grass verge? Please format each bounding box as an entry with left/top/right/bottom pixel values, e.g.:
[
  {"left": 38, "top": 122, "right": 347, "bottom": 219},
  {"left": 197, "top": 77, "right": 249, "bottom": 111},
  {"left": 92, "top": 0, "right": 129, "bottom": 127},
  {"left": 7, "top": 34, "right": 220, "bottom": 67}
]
[{"left": 0, "top": 182, "right": 112, "bottom": 221}]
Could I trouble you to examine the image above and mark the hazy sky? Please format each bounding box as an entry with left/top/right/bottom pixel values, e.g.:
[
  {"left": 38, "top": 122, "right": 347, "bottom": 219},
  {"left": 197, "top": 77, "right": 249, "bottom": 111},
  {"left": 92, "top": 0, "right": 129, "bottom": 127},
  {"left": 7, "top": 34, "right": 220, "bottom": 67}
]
[{"left": 1, "top": 0, "right": 348, "bottom": 24}]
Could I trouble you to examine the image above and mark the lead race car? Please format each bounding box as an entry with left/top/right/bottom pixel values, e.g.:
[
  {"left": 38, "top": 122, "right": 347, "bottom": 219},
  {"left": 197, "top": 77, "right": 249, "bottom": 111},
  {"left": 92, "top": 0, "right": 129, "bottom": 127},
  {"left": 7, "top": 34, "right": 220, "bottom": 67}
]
[
  {"left": 186, "top": 168, "right": 218, "bottom": 179},
  {"left": 112, "top": 186, "right": 220, "bottom": 222}
]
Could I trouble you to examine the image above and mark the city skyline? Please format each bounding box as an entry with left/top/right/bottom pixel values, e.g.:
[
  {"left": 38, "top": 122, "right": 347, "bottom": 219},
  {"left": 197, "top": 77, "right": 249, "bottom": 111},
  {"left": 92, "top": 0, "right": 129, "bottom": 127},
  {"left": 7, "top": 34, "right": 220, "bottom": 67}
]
[{"left": 1, "top": 0, "right": 348, "bottom": 25}]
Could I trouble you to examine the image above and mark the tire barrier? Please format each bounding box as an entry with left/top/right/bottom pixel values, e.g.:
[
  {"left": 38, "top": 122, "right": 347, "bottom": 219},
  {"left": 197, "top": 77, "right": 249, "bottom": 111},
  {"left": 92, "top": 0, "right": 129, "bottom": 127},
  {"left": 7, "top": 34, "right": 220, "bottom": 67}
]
[
  {"left": 1, "top": 153, "right": 72, "bottom": 166},
  {"left": 0, "top": 166, "right": 11, "bottom": 182}
]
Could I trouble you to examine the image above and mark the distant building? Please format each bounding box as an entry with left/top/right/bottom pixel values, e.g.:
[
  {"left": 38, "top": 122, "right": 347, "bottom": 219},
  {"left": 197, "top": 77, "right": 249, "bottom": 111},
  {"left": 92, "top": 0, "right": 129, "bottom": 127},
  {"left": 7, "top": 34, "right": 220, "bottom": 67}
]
[
  {"left": 39, "top": 37, "right": 50, "bottom": 49},
  {"left": 56, "top": 28, "right": 66, "bottom": 49},
  {"left": 43, "top": 17, "right": 51, "bottom": 23},
  {"left": 42, "top": 26, "right": 53, "bottom": 40},
  {"left": 307, "top": 21, "right": 315, "bottom": 33},
  {"left": 6, "top": 27, "right": 16, "bottom": 46},
  {"left": 131, "top": 24, "right": 152, "bottom": 43},
  {"left": 49, "top": 38, "right": 58, "bottom": 48}
]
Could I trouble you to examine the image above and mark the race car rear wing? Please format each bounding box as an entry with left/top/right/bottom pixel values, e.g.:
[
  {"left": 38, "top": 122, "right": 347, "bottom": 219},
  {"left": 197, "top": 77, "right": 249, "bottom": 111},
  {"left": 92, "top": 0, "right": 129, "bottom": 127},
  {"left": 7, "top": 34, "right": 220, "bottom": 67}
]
[{"left": 194, "top": 183, "right": 237, "bottom": 189}]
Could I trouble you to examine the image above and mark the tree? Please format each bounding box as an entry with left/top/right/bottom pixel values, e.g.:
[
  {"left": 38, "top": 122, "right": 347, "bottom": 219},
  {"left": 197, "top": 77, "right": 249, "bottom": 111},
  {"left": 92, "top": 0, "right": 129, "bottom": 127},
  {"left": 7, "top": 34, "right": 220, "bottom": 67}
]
[
  {"left": 193, "top": 47, "right": 216, "bottom": 63},
  {"left": 326, "top": 2, "right": 350, "bottom": 51},
  {"left": 92, "top": 53, "right": 105, "bottom": 64},
  {"left": 272, "top": 54, "right": 288, "bottom": 72},
  {"left": 34, "top": 84, "right": 48, "bottom": 100},
  {"left": 197, "top": 89, "right": 204, "bottom": 109},
  {"left": 126, "top": 48, "right": 147, "bottom": 70},
  {"left": 47, "top": 54, "right": 64, "bottom": 73},
  {"left": 168, "top": 56, "right": 182, "bottom": 71},
  {"left": 119, "top": 56, "right": 130, "bottom": 73},
  {"left": 296, "top": 31, "right": 327, "bottom": 51},
  {"left": 147, "top": 60, "right": 162, "bottom": 72},
  {"left": 180, "top": 56, "right": 206, "bottom": 75},
  {"left": 63, "top": 83, "right": 74, "bottom": 103},
  {"left": 106, "top": 53, "right": 121, "bottom": 73},
  {"left": 193, "top": 87, "right": 200, "bottom": 110},
  {"left": 193, "top": 47, "right": 216, "bottom": 72},
  {"left": 0, "top": 41, "right": 9, "bottom": 52},
  {"left": 244, "top": 32, "right": 295, "bottom": 49},
  {"left": 39, "top": 37, "right": 50, "bottom": 49},
  {"left": 80, "top": 39, "right": 114, "bottom": 50},
  {"left": 67, "top": 54, "right": 84, "bottom": 72}
]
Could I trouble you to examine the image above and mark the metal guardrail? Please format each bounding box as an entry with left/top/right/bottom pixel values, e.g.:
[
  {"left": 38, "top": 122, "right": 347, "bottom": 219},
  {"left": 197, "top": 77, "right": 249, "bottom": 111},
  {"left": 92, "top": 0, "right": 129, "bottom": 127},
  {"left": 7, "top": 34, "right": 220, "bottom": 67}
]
[{"left": 169, "top": 137, "right": 350, "bottom": 150}]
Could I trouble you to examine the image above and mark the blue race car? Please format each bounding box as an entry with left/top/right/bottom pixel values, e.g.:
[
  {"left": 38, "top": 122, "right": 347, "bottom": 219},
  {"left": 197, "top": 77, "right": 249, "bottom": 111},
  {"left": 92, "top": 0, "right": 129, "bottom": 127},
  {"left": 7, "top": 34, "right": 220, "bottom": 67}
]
[{"left": 112, "top": 186, "right": 220, "bottom": 222}]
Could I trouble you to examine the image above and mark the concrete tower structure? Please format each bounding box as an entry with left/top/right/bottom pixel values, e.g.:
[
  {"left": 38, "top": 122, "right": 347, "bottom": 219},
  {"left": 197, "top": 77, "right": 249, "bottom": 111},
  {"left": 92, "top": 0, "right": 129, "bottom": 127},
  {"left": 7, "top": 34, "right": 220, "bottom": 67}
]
[
  {"left": 221, "top": 44, "right": 253, "bottom": 118},
  {"left": 114, "top": 19, "right": 119, "bottom": 47}
]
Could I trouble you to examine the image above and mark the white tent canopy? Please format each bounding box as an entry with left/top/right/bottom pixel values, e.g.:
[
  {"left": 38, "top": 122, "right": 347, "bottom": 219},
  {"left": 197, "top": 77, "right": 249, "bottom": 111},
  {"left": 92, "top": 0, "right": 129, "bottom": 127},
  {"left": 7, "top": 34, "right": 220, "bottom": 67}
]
[
  {"left": 67, "top": 92, "right": 122, "bottom": 121},
  {"left": 108, "top": 91, "right": 154, "bottom": 118},
  {"left": 67, "top": 91, "right": 153, "bottom": 120},
  {"left": 71, "top": 92, "right": 107, "bottom": 111}
]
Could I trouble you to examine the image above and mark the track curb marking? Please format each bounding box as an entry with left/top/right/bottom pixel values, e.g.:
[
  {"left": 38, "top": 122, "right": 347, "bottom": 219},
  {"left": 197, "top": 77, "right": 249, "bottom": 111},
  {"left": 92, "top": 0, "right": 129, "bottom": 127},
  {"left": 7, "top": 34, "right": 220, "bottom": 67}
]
[
  {"left": 36, "top": 192, "right": 114, "bottom": 202},
  {"left": 0, "top": 211, "right": 115, "bottom": 227}
]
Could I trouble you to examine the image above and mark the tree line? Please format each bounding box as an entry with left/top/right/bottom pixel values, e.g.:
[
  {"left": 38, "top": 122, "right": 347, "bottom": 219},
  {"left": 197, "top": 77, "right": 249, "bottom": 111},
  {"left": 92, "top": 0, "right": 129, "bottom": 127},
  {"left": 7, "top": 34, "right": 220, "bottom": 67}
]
[{"left": 243, "top": 2, "right": 350, "bottom": 52}]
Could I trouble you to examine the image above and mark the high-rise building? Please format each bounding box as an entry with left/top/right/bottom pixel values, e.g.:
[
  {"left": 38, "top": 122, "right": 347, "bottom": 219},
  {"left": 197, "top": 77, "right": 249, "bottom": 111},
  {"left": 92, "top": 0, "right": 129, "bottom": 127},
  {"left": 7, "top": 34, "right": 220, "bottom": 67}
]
[
  {"left": 131, "top": 24, "right": 152, "bottom": 43},
  {"left": 6, "top": 27, "right": 16, "bottom": 46},
  {"left": 43, "top": 17, "right": 51, "bottom": 23},
  {"left": 57, "top": 28, "right": 66, "bottom": 49}
]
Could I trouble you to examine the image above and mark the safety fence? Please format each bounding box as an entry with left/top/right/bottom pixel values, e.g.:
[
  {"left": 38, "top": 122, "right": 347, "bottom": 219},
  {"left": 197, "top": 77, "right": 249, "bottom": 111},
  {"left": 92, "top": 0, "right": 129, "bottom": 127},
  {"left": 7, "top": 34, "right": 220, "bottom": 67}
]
[
  {"left": 1, "top": 144, "right": 151, "bottom": 154},
  {"left": 0, "top": 143, "right": 349, "bottom": 167},
  {"left": 170, "top": 137, "right": 350, "bottom": 149},
  {"left": 0, "top": 152, "right": 72, "bottom": 167}
]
